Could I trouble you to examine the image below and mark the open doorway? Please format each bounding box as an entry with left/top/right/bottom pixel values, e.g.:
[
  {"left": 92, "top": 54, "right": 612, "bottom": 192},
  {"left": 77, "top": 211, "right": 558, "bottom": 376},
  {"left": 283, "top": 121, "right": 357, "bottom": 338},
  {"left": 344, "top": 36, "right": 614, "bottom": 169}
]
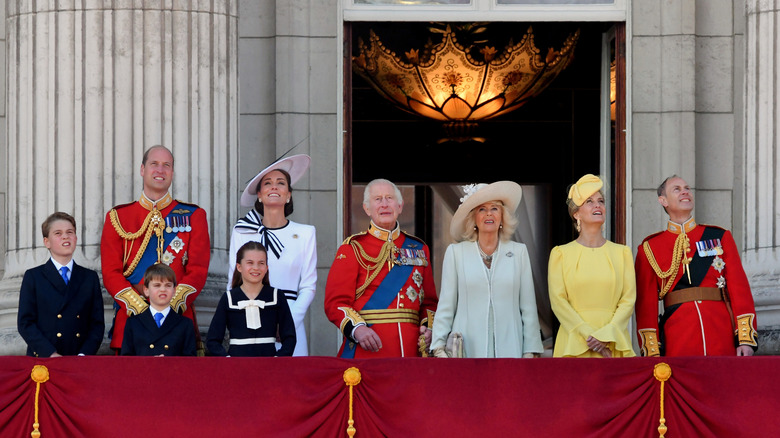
[{"left": 344, "top": 21, "right": 626, "bottom": 346}]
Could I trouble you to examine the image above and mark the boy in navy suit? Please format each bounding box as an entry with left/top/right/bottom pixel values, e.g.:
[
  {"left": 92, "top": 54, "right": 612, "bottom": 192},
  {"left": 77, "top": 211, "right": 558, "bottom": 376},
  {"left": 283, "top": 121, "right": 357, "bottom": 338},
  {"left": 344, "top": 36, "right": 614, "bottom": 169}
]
[
  {"left": 121, "top": 264, "right": 196, "bottom": 356},
  {"left": 17, "top": 212, "right": 105, "bottom": 357}
]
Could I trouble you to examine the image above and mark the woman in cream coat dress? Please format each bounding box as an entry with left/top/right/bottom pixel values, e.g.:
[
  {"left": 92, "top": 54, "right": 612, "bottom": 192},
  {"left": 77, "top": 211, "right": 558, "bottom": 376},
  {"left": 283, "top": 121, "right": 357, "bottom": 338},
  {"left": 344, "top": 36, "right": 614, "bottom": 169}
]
[
  {"left": 547, "top": 174, "right": 636, "bottom": 358},
  {"left": 431, "top": 182, "right": 543, "bottom": 358}
]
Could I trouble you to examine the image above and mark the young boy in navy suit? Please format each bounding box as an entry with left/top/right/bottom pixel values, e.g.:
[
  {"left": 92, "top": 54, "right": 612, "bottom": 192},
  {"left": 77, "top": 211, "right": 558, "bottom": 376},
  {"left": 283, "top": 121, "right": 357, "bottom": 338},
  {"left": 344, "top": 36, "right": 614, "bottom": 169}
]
[
  {"left": 17, "top": 212, "right": 105, "bottom": 357},
  {"left": 121, "top": 264, "right": 196, "bottom": 356}
]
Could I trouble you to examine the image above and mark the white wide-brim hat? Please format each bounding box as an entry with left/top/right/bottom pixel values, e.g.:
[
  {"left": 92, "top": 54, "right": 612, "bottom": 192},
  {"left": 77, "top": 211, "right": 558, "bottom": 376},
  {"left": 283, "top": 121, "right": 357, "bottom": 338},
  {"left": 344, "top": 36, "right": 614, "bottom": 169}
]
[
  {"left": 240, "top": 154, "right": 311, "bottom": 207},
  {"left": 449, "top": 181, "right": 523, "bottom": 241}
]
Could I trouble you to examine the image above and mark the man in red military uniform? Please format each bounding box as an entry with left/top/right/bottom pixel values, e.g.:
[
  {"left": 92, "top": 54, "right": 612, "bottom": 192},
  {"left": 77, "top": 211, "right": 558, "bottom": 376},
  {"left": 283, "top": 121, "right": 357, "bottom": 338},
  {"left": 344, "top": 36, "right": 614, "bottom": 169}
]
[
  {"left": 101, "top": 145, "right": 210, "bottom": 354},
  {"left": 635, "top": 175, "right": 758, "bottom": 356},
  {"left": 325, "top": 179, "right": 437, "bottom": 358}
]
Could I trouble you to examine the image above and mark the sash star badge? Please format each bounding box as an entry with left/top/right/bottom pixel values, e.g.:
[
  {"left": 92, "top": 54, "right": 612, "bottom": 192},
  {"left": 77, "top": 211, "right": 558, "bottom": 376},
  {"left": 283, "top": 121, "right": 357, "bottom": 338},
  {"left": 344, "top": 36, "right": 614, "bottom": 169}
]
[
  {"left": 161, "top": 250, "right": 174, "bottom": 265},
  {"left": 413, "top": 270, "right": 423, "bottom": 288},
  {"left": 170, "top": 236, "right": 185, "bottom": 254},
  {"left": 712, "top": 256, "right": 725, "bottom": 273},
  {"left": 406, "top": 286, "right": 418, "bottom": 303}
]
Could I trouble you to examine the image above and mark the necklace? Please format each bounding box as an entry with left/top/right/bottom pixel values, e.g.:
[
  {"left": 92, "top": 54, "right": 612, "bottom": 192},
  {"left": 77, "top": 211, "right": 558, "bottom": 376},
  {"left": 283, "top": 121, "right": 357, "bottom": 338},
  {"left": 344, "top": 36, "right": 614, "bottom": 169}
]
[{"left": 477, "top": 242, "right": 495, "bottom": 268}]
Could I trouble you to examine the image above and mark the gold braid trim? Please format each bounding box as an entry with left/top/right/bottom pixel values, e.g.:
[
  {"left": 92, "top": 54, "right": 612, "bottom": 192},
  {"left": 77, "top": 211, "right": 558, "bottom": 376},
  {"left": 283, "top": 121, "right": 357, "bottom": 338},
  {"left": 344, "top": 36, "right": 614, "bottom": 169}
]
[
  {"left": 642, "top": 232, "right": 692, "bottom": 299},
  {"left": 736, "top": 313, "right": 758, "bottom": 347},
  {"left": 350, "top": 239, "right": 396, "bottom": 299},
  {"left": 170, "top": 284, "right": 197, "bottom": 313},
  {"left": 109, "top": 208, "right": 166, "bottom": 277}
]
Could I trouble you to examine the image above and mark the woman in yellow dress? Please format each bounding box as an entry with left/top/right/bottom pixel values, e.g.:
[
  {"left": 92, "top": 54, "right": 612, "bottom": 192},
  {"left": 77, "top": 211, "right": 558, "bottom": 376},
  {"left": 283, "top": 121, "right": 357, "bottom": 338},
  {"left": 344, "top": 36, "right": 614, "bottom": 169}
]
[{"left": 547, "top": 174, "right": 636, "bottom": 357}]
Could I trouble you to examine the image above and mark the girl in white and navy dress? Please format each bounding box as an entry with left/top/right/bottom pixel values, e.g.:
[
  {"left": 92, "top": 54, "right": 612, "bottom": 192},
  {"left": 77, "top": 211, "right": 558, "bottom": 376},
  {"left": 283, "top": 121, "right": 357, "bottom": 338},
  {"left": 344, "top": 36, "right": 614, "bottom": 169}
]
[{"left": 208, "top": 241, "right": 296, "bottom": 357}]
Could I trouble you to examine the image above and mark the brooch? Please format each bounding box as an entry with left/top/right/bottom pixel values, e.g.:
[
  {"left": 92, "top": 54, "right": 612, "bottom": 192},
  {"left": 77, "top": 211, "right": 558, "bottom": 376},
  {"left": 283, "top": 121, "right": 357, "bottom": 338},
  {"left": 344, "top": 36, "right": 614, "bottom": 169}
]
[{"left": 161, "top": 251, "right": 174, "bottom": 265}]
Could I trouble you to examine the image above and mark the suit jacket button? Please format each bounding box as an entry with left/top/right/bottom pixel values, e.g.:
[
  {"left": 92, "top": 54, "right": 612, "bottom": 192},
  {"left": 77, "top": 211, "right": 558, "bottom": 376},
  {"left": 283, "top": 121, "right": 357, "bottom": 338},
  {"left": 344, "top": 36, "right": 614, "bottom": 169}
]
[
  {"left": 76, "top": 315, "right": 80, "bottom": 319},
  {"left": 164, "top": 345, "right": 169, "bottom": 350},
  {"left": 149, "top": 344, "right": 155, "bottom": 349},
  {"left": 76, "top": 333, "right": 81, "bottom": 338},
  {"left": 57, "top": 314, "right": 62, "bottom": 319},
  {"left": 56, "top": 333, "right": 62, "bottom": 338}
]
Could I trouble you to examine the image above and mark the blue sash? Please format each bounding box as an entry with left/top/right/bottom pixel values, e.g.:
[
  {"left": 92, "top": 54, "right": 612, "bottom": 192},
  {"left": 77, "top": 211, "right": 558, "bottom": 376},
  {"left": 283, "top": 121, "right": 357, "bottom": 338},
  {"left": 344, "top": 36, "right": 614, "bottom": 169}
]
[
  {"left": 126, "top": 202, "right": 196, "bottom": 284},
  {"left": 340, "top": 237, "right": 421, "bottom": 359}
]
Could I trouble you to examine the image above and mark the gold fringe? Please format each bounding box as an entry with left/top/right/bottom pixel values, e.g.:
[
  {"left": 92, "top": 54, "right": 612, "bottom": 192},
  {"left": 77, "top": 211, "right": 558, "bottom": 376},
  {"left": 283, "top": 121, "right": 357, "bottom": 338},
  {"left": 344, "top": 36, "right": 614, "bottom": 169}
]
[
  {"left": 343, "top": 367, "right": 362, "bottom": 438},
  {"left": 653, "top": 363, "right": 672, "bottom": 438},
  {"left": 30, "top": 365, "right": 50, "bottom": 438}
]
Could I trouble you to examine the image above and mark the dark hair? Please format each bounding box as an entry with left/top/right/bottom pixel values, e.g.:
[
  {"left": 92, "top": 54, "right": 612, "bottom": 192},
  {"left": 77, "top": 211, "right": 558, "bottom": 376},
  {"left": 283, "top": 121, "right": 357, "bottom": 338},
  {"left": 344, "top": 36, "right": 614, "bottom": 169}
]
[
  {"left": 231, "top": 241, "right": 270, "bottom": 289},
  {"left": 142, "top": 145, "right": 174, "bottom": 167},
  {"left": 143, "top": 263, "right": 177, "bottom": 288},
  {"left": 254, "top": 169, "right": 294, "bottom": 217},
  {"left": 42, "top": 212, "right": 76, "bottom": 238}
]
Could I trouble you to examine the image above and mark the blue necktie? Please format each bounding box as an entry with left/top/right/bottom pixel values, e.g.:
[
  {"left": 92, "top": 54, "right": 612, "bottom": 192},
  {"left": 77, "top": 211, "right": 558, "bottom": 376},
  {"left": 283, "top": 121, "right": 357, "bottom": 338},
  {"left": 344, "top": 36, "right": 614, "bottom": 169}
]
[
  {"left": 59, "top": 266, "right": 69, "bottom": 285},
  {"left": 154, "top": 312, "right": 164, "bottom": 328}
]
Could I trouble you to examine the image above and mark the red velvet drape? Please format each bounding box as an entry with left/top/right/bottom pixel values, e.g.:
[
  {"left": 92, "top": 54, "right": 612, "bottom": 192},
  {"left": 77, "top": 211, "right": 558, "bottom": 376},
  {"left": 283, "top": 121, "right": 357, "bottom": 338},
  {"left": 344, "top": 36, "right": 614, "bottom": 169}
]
[{"left": 1, "top": 356, "right": 777, "bottom": 437}]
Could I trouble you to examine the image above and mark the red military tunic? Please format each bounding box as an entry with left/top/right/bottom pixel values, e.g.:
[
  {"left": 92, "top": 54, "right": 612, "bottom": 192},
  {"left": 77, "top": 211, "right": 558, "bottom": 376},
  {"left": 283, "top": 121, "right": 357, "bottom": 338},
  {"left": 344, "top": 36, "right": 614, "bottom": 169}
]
[
  {"left": 101, "top": 193, "right": 210, "bottom": 350},
  {"left": 325, "top": 222, "right": 437, "bottom": 358},
  {"left": 635, "top": 218, "right": 758, "bottom": 356}
]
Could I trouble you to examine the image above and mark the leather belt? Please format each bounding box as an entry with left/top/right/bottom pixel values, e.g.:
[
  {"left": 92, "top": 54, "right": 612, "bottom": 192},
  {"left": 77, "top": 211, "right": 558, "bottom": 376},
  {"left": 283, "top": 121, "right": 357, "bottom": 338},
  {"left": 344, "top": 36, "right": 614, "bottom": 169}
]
[{"left": 664, "top": 287, "right": 722, "bottom": 308}]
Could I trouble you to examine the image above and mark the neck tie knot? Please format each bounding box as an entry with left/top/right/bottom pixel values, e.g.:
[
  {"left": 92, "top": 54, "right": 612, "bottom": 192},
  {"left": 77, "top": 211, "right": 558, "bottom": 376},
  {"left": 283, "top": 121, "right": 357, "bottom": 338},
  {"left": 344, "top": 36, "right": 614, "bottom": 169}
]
[
  {"left": 154, "top": 312, "right": 164, "bottom": 327},
  {"left": 59, "top": 266, "right": 69, "bottom": 285}
]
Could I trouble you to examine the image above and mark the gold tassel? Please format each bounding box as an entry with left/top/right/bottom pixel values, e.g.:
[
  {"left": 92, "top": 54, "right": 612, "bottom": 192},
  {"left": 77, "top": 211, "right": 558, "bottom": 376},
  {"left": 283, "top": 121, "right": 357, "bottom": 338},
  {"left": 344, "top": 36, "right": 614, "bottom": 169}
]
[
  {"left": 343, "top": 367, "right": 362, "bottom": 438},
  {"left": 30, "top": 365, "right": 50, "bottom": 438},
  {"left": 653, "top": 363, "right": 672, "bottom": 438}
]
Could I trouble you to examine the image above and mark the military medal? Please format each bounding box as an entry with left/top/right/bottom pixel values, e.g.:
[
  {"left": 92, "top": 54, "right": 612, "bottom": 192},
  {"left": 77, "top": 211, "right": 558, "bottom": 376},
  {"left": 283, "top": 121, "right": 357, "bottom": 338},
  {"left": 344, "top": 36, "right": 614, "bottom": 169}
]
[
  {"left": 165, "top": 217, "right": 172, "bottom": 234},
  {"left": 172, "top": 217, "right": 179, "bottom": 233},
  {"left": 185, "top": 216, "right": 192, "bottom": 232},
  {"left": 696, "top": 239, "right": 723, "bottom": 257}
]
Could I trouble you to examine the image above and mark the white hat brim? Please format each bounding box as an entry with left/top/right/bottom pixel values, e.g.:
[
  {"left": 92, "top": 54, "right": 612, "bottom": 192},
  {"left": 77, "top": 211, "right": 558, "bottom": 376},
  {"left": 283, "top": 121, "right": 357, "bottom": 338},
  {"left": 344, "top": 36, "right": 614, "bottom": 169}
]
[
  {"left": 449, "top": 181, "right": 523, "bottom": 241},
  {"left": 240, "top": 154, "right": 311, "bottom": 207}
]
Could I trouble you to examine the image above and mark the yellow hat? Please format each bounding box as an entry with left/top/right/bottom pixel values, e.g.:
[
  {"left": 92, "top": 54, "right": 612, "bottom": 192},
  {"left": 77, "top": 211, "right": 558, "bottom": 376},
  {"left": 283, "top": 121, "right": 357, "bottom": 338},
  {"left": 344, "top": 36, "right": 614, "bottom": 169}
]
[{"left": 567, "top": 174, "right": 603, "bottom": 207}]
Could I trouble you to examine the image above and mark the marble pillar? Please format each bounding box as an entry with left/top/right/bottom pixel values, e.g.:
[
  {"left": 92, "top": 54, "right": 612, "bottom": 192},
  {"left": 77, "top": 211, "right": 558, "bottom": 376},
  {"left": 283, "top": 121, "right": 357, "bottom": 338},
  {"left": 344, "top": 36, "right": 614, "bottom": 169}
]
[
  {"left": 0, "top": 0, "right": 237, "bottom": 354},
  {"left": 743, "top": 0, "right": 780, "bottom": 353}
]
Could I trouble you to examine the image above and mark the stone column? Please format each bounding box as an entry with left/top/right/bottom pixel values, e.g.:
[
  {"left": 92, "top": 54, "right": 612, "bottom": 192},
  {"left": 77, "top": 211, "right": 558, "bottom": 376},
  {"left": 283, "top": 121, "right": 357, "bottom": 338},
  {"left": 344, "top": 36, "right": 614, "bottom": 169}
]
[
  {"left": 743, "top": 0, "right": 780, "bottom": 353},
  {"left": 0, "top": 0, "right": 238, "bottom": 354}
]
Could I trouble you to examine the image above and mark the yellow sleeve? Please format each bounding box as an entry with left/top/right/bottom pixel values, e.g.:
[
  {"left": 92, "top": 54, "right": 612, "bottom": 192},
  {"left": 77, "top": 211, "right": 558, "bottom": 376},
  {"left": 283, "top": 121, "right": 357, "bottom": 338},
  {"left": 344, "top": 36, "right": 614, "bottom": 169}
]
[{"left": 548, "top": 246, "right": 596, "bottom": 341}]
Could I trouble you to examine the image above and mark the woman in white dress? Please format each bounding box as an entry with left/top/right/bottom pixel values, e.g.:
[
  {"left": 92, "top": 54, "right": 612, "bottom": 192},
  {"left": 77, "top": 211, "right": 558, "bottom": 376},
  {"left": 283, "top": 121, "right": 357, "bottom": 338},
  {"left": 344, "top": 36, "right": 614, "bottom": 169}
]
[
  {"left": 431, "top": 181, "right": 543, "bottom": 358},
  {"left": 227, "top": 154, "right": 317, "bottom": 356}
]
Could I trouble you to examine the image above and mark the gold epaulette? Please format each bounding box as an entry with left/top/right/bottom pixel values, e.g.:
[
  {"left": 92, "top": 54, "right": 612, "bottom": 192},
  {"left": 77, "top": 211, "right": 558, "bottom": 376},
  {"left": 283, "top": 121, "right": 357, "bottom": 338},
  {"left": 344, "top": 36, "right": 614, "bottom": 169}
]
[{"left": 342, "top": 231, "right": 367, "bottom": 245}]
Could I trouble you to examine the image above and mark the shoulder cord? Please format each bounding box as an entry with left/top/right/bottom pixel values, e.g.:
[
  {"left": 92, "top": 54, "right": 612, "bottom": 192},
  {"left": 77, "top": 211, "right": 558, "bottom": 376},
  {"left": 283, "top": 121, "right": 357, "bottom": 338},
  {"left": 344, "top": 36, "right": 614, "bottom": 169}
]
[
  {"left": 642, "top": 232, "right": 691, "bottom": 299},
  {"left": 350, "top": 240, "right": 396, "bottom": 299},
  {"left": 109, "top": 208, "right": 166, "bottom": 277}
]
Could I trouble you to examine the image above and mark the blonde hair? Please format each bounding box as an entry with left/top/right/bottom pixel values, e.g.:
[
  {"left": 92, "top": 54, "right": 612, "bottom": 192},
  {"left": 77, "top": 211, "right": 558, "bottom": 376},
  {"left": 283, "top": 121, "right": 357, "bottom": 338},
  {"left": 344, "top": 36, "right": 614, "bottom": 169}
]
[{"left": 459, "top": 201, "right": 518, "bottom": 242}]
